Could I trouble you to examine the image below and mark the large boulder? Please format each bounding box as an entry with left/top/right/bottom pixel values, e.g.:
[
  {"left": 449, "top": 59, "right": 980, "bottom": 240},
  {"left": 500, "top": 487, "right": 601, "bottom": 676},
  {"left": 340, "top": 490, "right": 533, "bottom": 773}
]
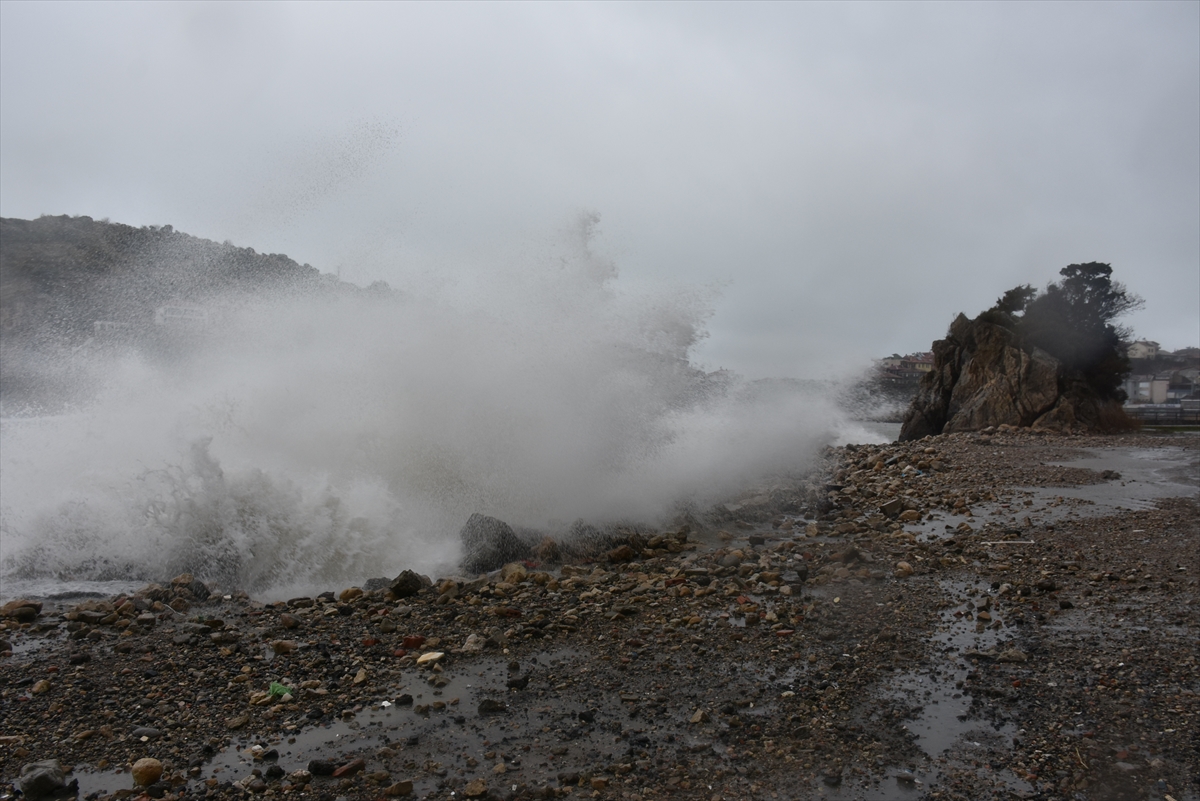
[
  {"left": 900, "top": 313, "right": 1118, "bottom": 440},
  {"left": 459, "top": 514, "right": 530, "bottom": 575},
  {"left": 942, "top": 322, "right": 1059, "bottom": 433},
  {"left": 389, "top": 569, "right": 431, "bottom": 598},
  {"left": 19, "top": 760, "right": 77, "bottom": 800}
]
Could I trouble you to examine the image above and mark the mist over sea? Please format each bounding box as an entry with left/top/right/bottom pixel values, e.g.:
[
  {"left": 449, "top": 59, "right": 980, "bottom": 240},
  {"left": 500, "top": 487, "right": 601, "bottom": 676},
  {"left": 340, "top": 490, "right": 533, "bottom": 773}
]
[{"left": 0, "top": 221, "right": 886, "bottom": 601}]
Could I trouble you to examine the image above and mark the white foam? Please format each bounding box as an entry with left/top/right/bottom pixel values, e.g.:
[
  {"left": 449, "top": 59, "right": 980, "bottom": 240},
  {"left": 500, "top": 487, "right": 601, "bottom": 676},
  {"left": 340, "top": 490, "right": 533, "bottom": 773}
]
[{"left": 1, "top": 218, "right": 858, "bottom": 598}]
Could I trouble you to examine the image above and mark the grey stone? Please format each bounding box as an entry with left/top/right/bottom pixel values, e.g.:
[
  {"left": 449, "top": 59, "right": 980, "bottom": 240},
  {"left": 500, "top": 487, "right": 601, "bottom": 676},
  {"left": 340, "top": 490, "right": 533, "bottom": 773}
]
[
  {"left": 459, "top": 513, "right": 530, "bottom": 574},
  {"left": 19, "top": 759, "right": 77, "bottom": 800},
  {"left": 389, "top": 570, "right": 428, "bottom": 598}
]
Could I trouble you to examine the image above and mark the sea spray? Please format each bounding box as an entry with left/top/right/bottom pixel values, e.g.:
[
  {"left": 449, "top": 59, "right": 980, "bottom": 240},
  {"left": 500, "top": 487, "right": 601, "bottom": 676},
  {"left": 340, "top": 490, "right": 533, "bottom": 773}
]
[{"left": 0, "top": 218, "right": 876, "bottom": 598}]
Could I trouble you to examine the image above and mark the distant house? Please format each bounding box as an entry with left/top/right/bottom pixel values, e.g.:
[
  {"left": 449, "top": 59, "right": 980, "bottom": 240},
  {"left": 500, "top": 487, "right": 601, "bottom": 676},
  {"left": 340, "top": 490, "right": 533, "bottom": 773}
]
[
  {"left": 1127, "top": 340, "right": 1160, "bottom": 360},
  {"left": 1169, "top": 346, "right": 1200, "bottom": 362},
  {"left": 154, "top": 303, "right": 208, "bottom": 326},
  {"left": 1124, "top": 373, "right": 1167, "bottom": 404},
  {"left": 878, "top": 352, "right": 934, "bottom": 380},
  {"left": 1167, "top": 369, "right": 1199, "bottom": 401}
]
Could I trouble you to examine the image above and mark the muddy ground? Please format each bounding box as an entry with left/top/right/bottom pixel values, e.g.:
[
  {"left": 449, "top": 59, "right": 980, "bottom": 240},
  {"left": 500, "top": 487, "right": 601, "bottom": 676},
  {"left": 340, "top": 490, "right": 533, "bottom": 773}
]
[{"left": 1, "top": 429, "right": 1197, "bottom": 801}]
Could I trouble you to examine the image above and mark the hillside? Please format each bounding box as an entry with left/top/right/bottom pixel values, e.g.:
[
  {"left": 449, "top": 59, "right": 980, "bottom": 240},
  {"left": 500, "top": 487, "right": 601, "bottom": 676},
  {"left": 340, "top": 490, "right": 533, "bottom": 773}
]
[{"left": 0, "top": 215, "right": 363, "bottom": 410}]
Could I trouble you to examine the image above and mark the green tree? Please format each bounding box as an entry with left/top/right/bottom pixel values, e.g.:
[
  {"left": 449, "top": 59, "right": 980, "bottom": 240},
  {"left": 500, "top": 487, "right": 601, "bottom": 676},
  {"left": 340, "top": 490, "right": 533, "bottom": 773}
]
[
  {"left": 993, "top": 284, "right": 1036, "bottom": 315},
  {"left": 993, "top": 263, "right": 1142, "bottom": 400}
]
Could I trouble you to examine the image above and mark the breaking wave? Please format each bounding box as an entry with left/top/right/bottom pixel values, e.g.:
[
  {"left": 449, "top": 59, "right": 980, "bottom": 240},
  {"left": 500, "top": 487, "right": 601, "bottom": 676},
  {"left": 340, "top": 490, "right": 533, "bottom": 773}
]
[{"left": 0, "top": 217, "right": 875, "bottom": 598}]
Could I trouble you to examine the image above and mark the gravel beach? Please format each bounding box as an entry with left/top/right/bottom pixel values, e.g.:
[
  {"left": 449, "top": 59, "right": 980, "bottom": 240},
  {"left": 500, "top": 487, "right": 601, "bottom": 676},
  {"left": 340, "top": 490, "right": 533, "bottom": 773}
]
[{"left": 2, "top": 430, "right": 1197, "bottom": 801}]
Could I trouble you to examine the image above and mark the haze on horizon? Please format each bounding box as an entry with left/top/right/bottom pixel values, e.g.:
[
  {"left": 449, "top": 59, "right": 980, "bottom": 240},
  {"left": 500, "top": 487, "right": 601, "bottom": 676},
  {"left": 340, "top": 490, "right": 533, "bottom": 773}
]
[{"left": 1, "top": 1, "right": 1197, "bottom": 379}]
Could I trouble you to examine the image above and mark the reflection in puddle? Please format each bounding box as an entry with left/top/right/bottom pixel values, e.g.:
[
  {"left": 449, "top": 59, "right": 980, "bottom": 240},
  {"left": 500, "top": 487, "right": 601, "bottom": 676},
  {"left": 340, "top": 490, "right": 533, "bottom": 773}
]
[
  {"left": 890, "top": 579, "right": 1011, "bottom": 756},
  {"left": 73, "top": 650, "right": 577, "bottom": 799},
  {"left": 838, "top": 579, "right": 1032, "bottom": 800}
]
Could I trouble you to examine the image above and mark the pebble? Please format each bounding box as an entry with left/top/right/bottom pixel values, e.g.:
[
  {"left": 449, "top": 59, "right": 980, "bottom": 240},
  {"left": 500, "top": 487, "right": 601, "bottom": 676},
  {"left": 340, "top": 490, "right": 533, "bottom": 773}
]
[
  {"left": 18, "top": 759, "right": 75, "bottom": 800},
  {"left": 332, "top": 758, "right": 366, "bottom": 777},
  {"left": 131, "top": 757, "right": 164, "bottom": 786},
  {"left": 415, "top": 651, "right": 444, "bottom": 665},
  {"left": 308, "top": 759, "right": 337, "bottom": 776}
]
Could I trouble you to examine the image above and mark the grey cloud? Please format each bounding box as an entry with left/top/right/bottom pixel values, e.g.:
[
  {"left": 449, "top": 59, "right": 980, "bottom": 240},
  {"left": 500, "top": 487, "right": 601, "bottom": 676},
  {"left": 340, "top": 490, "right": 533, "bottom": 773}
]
[{"left": 1, "top": 1, "right": 1195, "bottom": 376}]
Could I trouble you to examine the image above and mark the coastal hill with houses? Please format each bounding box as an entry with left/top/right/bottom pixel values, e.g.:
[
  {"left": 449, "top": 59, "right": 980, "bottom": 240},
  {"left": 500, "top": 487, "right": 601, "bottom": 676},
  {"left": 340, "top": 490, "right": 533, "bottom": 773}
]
[
  {"left": 0, "top": 215, "right": 380, "bottom": 412},
  {"left": 1121, "top": 341, "right": 1200, "bottom": 426}
]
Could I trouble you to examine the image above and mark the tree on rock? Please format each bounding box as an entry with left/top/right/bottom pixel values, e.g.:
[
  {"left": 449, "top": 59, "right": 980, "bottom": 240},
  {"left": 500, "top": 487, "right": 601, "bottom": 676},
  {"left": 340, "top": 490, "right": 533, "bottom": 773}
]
[
  {"left": 899, "top": 263, "right": 1141, "bottom": 440},
  {"left": 995, "top": 262, "right": 1141, "bottom": 401}
]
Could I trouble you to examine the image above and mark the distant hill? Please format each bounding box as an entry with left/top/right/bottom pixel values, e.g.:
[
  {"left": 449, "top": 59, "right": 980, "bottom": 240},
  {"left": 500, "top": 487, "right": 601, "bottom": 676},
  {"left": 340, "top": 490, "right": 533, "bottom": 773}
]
[{"left": 0, "top": 215, "right": 372, "bottom": 410}]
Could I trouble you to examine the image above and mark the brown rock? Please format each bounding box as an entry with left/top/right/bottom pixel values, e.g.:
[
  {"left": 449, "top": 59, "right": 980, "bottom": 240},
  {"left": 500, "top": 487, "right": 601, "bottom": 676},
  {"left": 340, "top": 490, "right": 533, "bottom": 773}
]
[
  {"left": 607, "top": 544, "right": 636, "bottom": 563},
  {"left": 332, "top": 758, "right": 365, "bottom": 778},
  {"left": 390, "top": 570, "right": 427, "bottom": 598},
  {"left": 131, "top": 757, "right": 163, "bottom": 786},
  {"left": 533, "top": 537, "right": 561, "bottom": 562},
  {"left": 879, "top": 498, "right": 904, "bottom": 517},
  {"left": 901, "top": 315, "right": 1061, "bottom": 440},
  {"left": 1, "top": 599, "right": 41, "bottom": 621},
  {"left": 500, "top": 563, "right": 527, "bottom": 583}
]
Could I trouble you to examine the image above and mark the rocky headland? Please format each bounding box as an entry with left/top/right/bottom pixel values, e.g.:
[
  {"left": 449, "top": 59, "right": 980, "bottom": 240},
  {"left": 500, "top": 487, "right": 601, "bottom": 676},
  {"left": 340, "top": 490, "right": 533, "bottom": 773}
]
[
  {"left": 899, "top": 314, "right": 1130, "bottom": 442},
  {"left": 2, "top": 429, "right": 1196, "bottom": 801},
  {"left": 900, "top": 264, "right": 1147, "bottom": 442}
]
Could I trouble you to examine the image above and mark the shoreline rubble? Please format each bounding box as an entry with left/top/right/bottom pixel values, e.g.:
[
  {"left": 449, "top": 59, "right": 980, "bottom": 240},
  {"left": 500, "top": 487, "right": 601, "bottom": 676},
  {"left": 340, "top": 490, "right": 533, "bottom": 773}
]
[{"left": 1, "top": 429, "right": 1196, "bottom": 800}]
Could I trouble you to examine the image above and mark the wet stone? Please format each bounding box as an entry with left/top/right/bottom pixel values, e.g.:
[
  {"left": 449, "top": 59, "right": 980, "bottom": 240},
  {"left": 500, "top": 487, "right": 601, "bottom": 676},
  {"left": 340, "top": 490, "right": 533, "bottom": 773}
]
[
  {"left": 18, "top": 759, "right": 76, "bottom": 800},
  {"left": 132, "top": 757, "right": 164, "bottom": 786}
]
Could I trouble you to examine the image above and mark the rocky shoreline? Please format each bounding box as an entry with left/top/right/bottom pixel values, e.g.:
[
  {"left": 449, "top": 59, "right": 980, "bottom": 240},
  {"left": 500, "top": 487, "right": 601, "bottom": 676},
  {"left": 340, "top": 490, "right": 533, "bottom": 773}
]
[{"left": 2, "top": 430, "right": 1197, "bottom": 801}]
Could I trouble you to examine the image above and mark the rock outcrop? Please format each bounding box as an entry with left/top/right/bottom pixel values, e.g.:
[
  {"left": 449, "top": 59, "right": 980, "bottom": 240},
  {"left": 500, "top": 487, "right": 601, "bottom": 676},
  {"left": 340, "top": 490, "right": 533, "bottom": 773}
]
[
  {"left": 458, "top": 513, "right": 531, "bottom": 575},
  {"left": 19, "top": 760, "right": 77, "bottom": 801},
  {"left": 900, "top": 313, "right": 1124, "bottom": 440}
]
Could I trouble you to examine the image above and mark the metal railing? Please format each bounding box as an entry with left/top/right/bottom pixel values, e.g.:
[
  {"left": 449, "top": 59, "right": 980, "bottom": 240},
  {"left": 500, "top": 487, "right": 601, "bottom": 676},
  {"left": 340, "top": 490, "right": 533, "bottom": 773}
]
[{"left": 1123, "top": 405, "right": 1200, "bottom": 425}]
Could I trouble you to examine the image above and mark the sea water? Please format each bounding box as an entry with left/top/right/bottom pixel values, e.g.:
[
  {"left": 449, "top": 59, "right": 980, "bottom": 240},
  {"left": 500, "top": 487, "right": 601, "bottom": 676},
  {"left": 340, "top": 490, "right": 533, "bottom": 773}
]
[{"left": 0, "top": 221, "right": 885, "bottom": 601}]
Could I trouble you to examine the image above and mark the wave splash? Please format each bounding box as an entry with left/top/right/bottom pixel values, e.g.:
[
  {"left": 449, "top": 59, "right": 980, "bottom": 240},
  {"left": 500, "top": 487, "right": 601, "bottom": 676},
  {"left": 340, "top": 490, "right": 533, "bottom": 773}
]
[{"left": 0, "top": 217, "right": 870, "bottom": 598}]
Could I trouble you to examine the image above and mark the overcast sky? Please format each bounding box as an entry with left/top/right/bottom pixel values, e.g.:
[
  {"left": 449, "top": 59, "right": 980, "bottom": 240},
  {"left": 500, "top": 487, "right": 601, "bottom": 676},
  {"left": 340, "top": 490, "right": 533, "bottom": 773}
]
[{"left": 2, "top": 1, "right": 1197, "bottom": 378}]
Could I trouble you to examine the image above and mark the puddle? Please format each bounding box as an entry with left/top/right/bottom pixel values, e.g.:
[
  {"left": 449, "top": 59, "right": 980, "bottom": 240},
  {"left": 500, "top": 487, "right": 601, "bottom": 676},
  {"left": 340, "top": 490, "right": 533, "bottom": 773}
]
[
  {"left": 889, "top": 580, "right": 1012, "bottom": 755},
  {"left": 71, "top": 651, "right": 579, "bottom": 797},
  {"left": 905, "top": 445, "right": 1200, "bottom": 538},
  {"left": 818, "top": 579, "right": 1032, "bottom": 801},
  {"left": 902, "top": 510, "right": 977, "bottom": 542},
  {"left": 1015, "top": 447, "right": 1197, "bottom": 522}
]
